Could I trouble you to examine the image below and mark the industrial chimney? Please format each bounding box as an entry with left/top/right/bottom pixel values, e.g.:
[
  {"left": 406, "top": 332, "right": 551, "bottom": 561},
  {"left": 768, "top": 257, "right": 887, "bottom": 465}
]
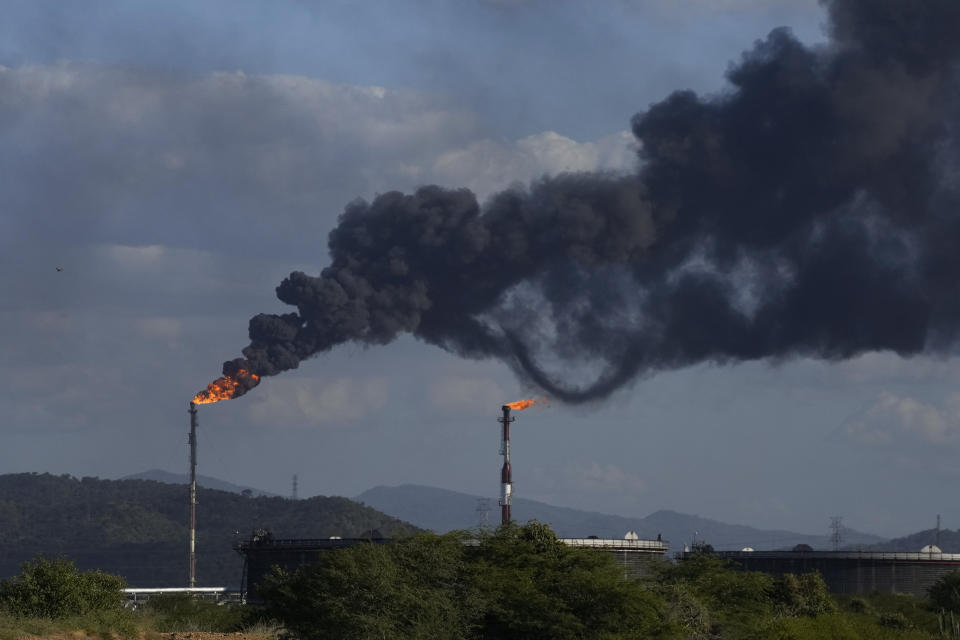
[
  {"left": 498, "top": 405, "right": 514, "bottom": 525},
  {"left": 188, "top": 402, "right": 198, "bottom": 588}
]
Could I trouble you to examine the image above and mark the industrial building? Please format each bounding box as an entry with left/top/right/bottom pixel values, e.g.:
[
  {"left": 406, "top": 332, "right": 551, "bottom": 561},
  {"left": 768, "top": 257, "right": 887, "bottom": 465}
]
[
  {"left": 234, "top": 404, "right": 668, "bottom": 602},
  {"left": 680, "top": 549, "right": 960, "bottom": 598},
  {"left": 236, "top": 532, "right": 668, "bottom": 603},
  {"left": 559, "top": 536, "right": 669, "bottom": 577}
]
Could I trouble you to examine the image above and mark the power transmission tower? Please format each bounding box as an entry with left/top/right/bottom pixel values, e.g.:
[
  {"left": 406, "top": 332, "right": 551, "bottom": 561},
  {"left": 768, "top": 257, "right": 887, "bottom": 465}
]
[
  {"left": 476, "top": 498, "right": 491, "bottom": 530},
  {"left": 830, "top": 516, "right": 843, "bottom": 551},
  {"left": 292, "top": 474, "right": 299, "bottom": 500}
]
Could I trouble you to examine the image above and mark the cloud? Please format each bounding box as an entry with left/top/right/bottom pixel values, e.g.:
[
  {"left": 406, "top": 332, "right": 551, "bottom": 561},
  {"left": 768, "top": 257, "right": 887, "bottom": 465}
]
[
  {"left": 0, "top": 64, "right": 483, "bottom": 256},
  {"left": 430, "top": 130, "right": 636, "bottom": 201},
  {"left": 0, "top": 242, "right": 279, "bottom": 321},
  {"left": 828, "top": 352, "right": 960, "bottom": 385},
  {"left": 247, "top": 376, "right": 390, "bottom": 428},
  {"left": 425, "top": 376, "right": 506, "bottom": 413},
  {"left": 841, "top": 391, "right": 960, "bottom": 448},
  {"left": 531, "top": 461, "right": 648, "bottom": 505},
  {"left": 134, "top": 316, "right": 182, "bottom": 342},
  {"left": 572, "top": 461, "right": 648, "bottom": 494},
  {"left": 105, "top": 244, "right": 167, "bottom": 267},
  {"left": 2, "top": 363, "right": 131, "bottom": 432},
  {"left": 0, "top": 62, "right": 636, "bottom": 441},
  {"left": 0, "top": 63, "right": 635, "bottom": 257}
]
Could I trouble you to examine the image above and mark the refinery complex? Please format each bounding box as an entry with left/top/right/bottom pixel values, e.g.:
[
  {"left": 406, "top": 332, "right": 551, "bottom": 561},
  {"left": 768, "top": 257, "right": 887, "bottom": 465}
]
[{"left": 175, "top": 400, "right": 960, "bottom": 604}]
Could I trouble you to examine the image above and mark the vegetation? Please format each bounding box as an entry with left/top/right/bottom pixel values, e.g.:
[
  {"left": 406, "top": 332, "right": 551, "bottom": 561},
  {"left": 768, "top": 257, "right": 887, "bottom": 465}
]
[
  {"left": 253, "top": 523, "right": 960, "bottom": 640},
  {"left": 140, "top": 593, "right": 245, "bottom": 632},
  {"left": 929, "top": 571, "right": 960, "bottom": 613},
  {"left": 0, "top": 557, "right": 266, "bottom": 639},
  {"left": 0, "top": 557, "right": 137, "bottom": 639},
  {"left": 11, "top": 529, "right": 960, "bottom": 638},
  {"left": 0, "top": 556, "right": 125, "bottom": 618},
  {"left": 254, "top": 527, "right": 960, "bottom": 640},
  {"left": 0, "top": 472, "right": 418, "bottom": 587},
  {"left": 258, "top": 522, "right": 672, "bottom": 640}
]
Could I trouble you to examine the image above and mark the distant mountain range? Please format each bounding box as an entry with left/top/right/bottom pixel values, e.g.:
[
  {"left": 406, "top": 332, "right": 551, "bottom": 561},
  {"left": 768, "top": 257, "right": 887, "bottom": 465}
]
[
  {"left": 355, "top": 484, "right": 886, "bottom": 552},
  {"left": 9, "top": 470, "right": 927, "bottom": 590},
  {"left": 0, "top": 473, "right": 416, "bottom": 587},
  {"left": 861, "top": 528, "right": 960, "bottom": 553},
  {"left": 120, "top": 469, "right": 277, "bottom": 497}
]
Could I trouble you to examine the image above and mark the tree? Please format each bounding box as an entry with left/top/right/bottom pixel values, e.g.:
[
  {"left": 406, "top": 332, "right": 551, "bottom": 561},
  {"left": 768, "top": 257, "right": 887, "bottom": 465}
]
[
  {"left": 929, "top": 571, "right": 960, "bottom": 612},
  {"left": 653, "top": 553, "right": 773, "bottom": 637},
  {"left": 468, "top": 521, "right": 673, "bottom": 640},
  {"left": 0, "top": 556, "right": 126, "bottom": 618},
  {"left": 258, "top": 523, "right": 676, "bottom": 640},
  {"left": 258, "top": 533, "right": 475, "bottom": 640},
  {"left": 770, "top": 573, "right": 836, "bottom": 618}
]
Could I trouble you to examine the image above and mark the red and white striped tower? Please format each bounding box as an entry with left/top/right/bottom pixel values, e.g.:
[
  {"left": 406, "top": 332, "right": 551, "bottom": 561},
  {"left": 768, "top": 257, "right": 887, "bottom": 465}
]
[{"left": 498, "top": 405, "right": 514, "bottom": 525}]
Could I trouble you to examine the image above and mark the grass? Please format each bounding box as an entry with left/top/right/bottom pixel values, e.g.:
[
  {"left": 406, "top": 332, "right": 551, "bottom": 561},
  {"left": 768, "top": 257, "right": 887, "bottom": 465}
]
[
  {"left": 0, "top": 608, "right": 140, "bottom": 640},
  {"left": 137, "top": 594, "right": 245, "bottom": 632},
  {"left": 0, "top": 603, "right": 281, "bottom": 640}
]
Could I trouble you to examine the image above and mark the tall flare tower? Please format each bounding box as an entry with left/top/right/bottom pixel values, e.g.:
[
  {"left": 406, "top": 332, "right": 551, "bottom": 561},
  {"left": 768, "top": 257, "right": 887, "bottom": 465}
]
[{"left": 498, "top": 405, "right": 514, "bottom": 525}]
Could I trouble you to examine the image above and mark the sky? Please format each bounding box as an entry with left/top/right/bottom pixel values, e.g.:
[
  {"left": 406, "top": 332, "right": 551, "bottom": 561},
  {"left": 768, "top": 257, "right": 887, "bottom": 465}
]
[{"left": 2, "top": 0, "right": 958, "bottom": 541}]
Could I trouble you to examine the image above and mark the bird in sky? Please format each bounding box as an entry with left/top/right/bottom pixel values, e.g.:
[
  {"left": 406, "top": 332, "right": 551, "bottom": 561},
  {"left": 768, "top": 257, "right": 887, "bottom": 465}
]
[{"left": 55, "top": 267, "right": 63, "bottom": 272}]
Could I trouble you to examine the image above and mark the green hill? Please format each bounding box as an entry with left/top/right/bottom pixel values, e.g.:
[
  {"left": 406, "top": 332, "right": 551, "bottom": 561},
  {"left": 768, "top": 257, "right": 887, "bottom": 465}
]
[
  {"left": 0, "top": 473, "right": 418, "bottom": 588},
  {"left": 119, "top": 468, "right": 278, "bottom": 497}
]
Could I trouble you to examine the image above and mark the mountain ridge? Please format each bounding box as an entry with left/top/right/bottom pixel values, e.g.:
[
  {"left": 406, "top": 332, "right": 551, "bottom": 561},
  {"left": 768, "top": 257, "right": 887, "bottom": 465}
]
[
  {"left": 119, "top": 468, "right": 278, "bottom": 497},
  {"left": 859, "top": 528, "right": 960, "bottom": 553},
  {"left": 0, "top": 472, "right": 417, "bottom": 587},
  {"left": 356, "top": 484, "right": 886, "bottom": 551}
]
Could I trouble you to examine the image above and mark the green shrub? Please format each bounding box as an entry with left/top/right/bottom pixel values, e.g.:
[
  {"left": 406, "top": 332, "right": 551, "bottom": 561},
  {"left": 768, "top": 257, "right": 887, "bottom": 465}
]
[
  {"left": 259, "top": 534, "right": 474, "bottom": 640},
  {"left": 0, "top": 556, "right": 125, "bottom": 619},
  {"left": 846, "top": 597, "right": 870, "bottom": 614},
  {"left": 770, "top": 573, "right": 837, "bottom": 617},
  {"left": 259, "top": 525, "right": 677, "bottom": 640},
  {"left": 864, "top": 591, "right": 941, "bottom": 633},
  {"left": 142, "top": 593, "right": 244, "bottom": 632},
  {"left": 878, "top": 611, "right": 909, "bottom": 629},
  {"left": 747, "top": 613, "right": 860, "bottom": 640},
  {"left": 656, "top": 582, "right": 711, "bottom": 639},
  {"left": 930, "top": 571, "right": 960, "bottom": 613},
  {"left": 0, "top": 606, "right": 140, "bottom": 640}
]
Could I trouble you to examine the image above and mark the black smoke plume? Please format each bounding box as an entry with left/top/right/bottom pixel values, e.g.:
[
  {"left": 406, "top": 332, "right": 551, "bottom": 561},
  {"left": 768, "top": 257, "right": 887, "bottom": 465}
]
[{"left": 221, "top": 0, "right": 960, "bottom": 403}]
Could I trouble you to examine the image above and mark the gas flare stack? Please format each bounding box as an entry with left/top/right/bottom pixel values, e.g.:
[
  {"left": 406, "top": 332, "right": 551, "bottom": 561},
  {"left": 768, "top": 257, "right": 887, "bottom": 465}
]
[
  {"left": 188, "top": 401, "right": 198, "bottom": 588},
  {"left": 498, "top": 405, "right": 514, "bottom": 526}
]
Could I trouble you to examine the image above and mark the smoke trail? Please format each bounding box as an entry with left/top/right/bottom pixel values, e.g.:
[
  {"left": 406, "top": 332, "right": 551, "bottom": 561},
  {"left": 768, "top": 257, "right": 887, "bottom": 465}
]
[{"left": 221, "top": 0, "right": 960, "bottom": 403}]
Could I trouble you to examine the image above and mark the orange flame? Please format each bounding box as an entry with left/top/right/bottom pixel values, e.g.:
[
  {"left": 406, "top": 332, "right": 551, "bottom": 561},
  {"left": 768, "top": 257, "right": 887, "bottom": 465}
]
[
  {"left": 504, "top": 397, "right": 547, "bottom": 411},
  {"left": 192, "top": 368, "right": 260, "bottom": 405}
]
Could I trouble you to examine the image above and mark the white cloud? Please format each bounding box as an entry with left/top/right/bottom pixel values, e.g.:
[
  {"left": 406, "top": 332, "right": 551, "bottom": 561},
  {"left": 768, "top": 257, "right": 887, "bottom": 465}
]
[
  {"left": 104, "top": 244, "right": 167, "bottom": 267},
  {"left": 1, "top": 63, "right": 637, "bottom": 260},
  {"left": 248, "top": 376, "right": 390, "bottom": 428},
  {"left": 430, "top": 130, "right": 637, "bottom": 201},
  {"left": 0, "top": 63, "right": 640, "bottom": 442},
  {"left": 841, "top": 391, "right": 960, "bottom": 448},
  {"left": 828, "top": 352, "right": 960, "bottom": 385}
]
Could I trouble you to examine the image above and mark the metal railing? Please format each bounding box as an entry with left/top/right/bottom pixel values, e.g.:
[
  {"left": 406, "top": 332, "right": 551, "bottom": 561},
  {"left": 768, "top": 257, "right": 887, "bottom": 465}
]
[{"left": 560, "top": 538, "right": 669, "bottom": 551}]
